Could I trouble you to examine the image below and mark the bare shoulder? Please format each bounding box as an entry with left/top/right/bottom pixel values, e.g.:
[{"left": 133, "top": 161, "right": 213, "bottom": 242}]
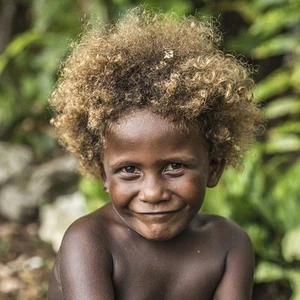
[
  {"left": 197, "top": 214, "right": 254, "bottom": 300},
  {"left": 60, "top": 203, "right": 113, "bottom": 250},
  {"left": 195, "top": 213, "right": 253, "bottom": 250},
  {"left": 57, "top": 203, "right": 116, "bottom": 299},
  {"left": 59, "top": 202, "right": 117, "bottom": 270}
]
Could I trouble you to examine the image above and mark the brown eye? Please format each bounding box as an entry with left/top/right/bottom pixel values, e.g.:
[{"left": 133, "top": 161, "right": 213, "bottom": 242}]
[
  {"left": 122, "top": 166, "right": 137, "bottom": 173},
  {"left": 165, "top": 163, "right": 183, "bottom": 172}
]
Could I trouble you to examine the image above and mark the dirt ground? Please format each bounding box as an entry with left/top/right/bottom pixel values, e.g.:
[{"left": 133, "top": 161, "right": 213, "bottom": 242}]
[{"left": 0, "top": 218, "right": 55, "bottom": 300}]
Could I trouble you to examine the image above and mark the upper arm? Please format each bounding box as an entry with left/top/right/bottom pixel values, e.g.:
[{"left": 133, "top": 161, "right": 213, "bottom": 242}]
[
  {"left": 213, "top": 225, "right": 255, "bottom": 300},
  {"left": 59, "top": 218, "right": 115, "bottom": 300}
]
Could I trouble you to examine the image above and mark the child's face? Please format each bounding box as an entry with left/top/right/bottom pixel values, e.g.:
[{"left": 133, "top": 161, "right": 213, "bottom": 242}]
[{"left": 103, "top": 110, "right": 224, "bottom": 241}]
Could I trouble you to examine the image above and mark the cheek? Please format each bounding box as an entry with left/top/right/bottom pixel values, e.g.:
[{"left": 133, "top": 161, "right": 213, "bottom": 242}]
[
  {"left": 173, "top": 175, "right": 206, "bottom": 207},
  {"left": 108, "top": 179, "right": 137, "bottom": 207}
]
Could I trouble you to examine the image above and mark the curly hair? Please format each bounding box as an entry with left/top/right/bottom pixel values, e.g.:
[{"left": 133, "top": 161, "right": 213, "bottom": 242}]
[{"left": 50, "top": 8, "right": 263, "bottom": 179}]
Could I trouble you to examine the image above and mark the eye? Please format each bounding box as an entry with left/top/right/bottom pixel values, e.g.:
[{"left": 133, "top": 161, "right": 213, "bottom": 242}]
[
  {"left": 121, "top": 166, "right": 139, "bottom": 174},
  {"left": 164, "top": 163, "right": 183, "bottom": 172}
]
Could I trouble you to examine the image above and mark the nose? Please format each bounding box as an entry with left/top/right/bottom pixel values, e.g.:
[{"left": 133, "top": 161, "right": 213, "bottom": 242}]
[{"left": 139, "top": 174, "right": 171, "bottom": 204}]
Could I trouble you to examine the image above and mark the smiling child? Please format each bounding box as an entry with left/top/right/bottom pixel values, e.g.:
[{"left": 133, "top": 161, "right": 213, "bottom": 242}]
[{"left": 48, "top": 8, "right": 262, "bottom": 300}]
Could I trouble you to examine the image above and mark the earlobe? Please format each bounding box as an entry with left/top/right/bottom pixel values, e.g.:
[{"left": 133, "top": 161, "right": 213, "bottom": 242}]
[
  {"left": 100, "top": 169, "right": 109, "bottom": 193},
  {"left": 103, "top": 184, "right": 109, "bottom": 194},
  {"left": 207, "top": 158, "right": 225, "bottom": 188}
]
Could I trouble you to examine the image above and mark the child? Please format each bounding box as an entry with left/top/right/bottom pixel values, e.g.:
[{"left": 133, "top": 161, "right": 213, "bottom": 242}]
[{"left": 48, "top": 8, "right": 262, "bottom": 300}]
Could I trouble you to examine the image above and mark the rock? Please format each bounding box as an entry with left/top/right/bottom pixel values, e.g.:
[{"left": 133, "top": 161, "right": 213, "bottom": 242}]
[
  {"left": 28, "top": 154, "right": 79, "bottom": 199},
  {"left": 38, "top": 192, "right": 87, "bottom": 252},
  {"left": 0, "top": 142, "right": 33, "bottom": 185},
  {"left": 0, "top": 152, "right": 79, "bottom": 222},
  {"left": 0, "top": 184, "right": 35, "bottom": 221}
]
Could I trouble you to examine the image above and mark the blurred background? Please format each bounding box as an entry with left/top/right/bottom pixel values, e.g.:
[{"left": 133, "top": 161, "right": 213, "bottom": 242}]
[{"left": 0, "top": 0, "right": 300, "bottom": 299}]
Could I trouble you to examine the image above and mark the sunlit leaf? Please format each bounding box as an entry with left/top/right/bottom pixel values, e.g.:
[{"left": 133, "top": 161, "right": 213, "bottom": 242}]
[
  {"left": 291, "top": 62, "right": 300, "bottom": 93},
  {"left": 265, "top": 133, "right": 300, "bottom": 153},
  {"left": 0, "top": 31, "right": 41, "bottom": 74},
  {"left": 255, "top": 261, "right": 287, "bottom": 282},
  {"left": 271, "top": 160, "right": 300, "bottom": 230},
  {"left": 79, "top": 177, "right": 110, "bottom": 212},
  {"left": 252, "top": 34, "right": 300, "bottom": 58},
  {"left": 288, "top": 270, "right": 300, "bottom": 300},
  {"left": 250, "top": 4, "right": 300, "bottom": 38},
  {"left": 254, "top": 68, "right": 290, "bottom": 101},
  {"left": 269, "top": 121, "right": 300, "bottom": 135},
  {"left": 265, "top": 97, "right": 300, "bottom": 119},
  {"left": 253, "top": 0, "right": 293, "bottom": 11},
  {"left": 282, "top": 226, "right": 300, "bottom": 262},
  {"left": 144, "top": 0, "right": 194, "bottom": 14}
]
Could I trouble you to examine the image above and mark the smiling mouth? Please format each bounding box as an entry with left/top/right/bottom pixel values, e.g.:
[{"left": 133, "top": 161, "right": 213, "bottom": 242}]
[{"left": 132, "top": 207, "right": 185, "bottom": 215}]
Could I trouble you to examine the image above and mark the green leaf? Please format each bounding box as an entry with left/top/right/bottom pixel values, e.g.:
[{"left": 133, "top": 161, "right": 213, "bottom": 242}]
[
  {"left": 144, "top": 0, "right": 194, "bottom": 14},
  {"left": 245, "top": 224, "right": 270, "bottom": 256},
  {"left": 252, "top": 0, "right": 293, "bottom": 12},
  {"left": 291, "top": 62, "right": 300, "bottom": 93},
  {"left": 202, "top": 182, "right": 232, "bottom": 218},
  {"left": 255, "top": 262, "right": 300, "bottom": 299},
  {"left": 0, "top": 31, "right": 41, "bottom": 74},
  {"left": 254, "top": 68, "right": 290, "bottom": 101},
  {"left": 255, "top": 261, "right": 287, "bottom": 282},
  {"left": 282, "top": 226, "right": 300, "bottom": 262},
  {"left": 252, "top": 34, "right": 300, "bottom": 58},
  {"left": 265, "top": 133, "right": 300, "bottom": 153},
  {"left": 270, "top": 159, "right": 300, "bottom": 230},
  {"left": 288, "top": 270, "right": 300, "bottom": 300},
  {"left": 268, "top": 121, "right": 300, "bottom": 135},
  {"left": 79, "top": 178, "right": 110, "bottom": 212},
  {"left": 211, "top": 1, "right": 258, "bottom": 23},
  {"left": 250, "top": 5, "right": 300, "bottom": 38},
  {"left": 0, "top": 85, "right": 17, "bottom": 127},
  {"left": 265, "top": 97, "right": 300, "bottom": 119}
]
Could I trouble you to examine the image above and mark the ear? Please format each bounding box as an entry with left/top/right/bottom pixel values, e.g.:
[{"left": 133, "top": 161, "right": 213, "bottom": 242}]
[
  {"left": 102, "top": 179, "right": 109, "bottom": 194},
  {"left": 103, "top": 184, "right": 109, "bottom": 194},
  {"left": 207, "top": 158, "right": 225, "bottom": 188},
  {"left": 100, "top": 169, "right": 109, "bottom": 194}
]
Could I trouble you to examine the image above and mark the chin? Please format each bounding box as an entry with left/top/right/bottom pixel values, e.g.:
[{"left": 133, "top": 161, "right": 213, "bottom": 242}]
[{"left": 137, "top": 226, "right": 183, "bottom": 242}]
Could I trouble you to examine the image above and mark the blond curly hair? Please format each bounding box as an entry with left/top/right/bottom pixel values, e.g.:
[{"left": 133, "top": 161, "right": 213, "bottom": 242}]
[{"left": 50, "top": 8, "right": 262, "bottom": 179}]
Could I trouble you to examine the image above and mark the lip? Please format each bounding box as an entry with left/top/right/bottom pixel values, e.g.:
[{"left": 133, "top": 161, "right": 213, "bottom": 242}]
[{"left": 132, "top": 207, "right": 186, "bottom": 215}]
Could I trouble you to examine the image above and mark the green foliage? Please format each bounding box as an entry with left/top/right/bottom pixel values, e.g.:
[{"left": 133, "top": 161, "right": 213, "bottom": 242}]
[
  {"left": 0, "top": 0, "right": 83, "bottom": 158},
  {"left": 282, "top": 226, "right": 300, "bottom": 263},
  {"left": 1, "top": 0, "right": 300, "bottom": 297},
  {"left": 202, "top": 0, "right": 300, "bottom": 297},
  {"left": 79, "top": 178, "right": 110, "bottom": 212}
]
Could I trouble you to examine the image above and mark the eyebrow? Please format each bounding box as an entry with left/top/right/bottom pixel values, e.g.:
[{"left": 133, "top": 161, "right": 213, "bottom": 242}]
[
  {"left": 108, "top": 160, "right": 140, "bottom": 171},
  {"left": 108, "top": 155, "right": 199, "bottom": 170},
  {"left": 164, "top": 156, "right": 200, "bottom": 167}
]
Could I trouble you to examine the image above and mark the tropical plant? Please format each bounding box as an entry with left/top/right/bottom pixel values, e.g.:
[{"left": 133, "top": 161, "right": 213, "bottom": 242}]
[{"left": 201, "top": 0, "right": 300, "bottom": 298}]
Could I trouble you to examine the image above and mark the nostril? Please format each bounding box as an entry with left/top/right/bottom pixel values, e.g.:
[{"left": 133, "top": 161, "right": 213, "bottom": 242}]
[
  {"left": 139, "top": 190, "right": 171, "bottom": 203},
  {"left": 139, "top": 197, "right": 169, "bottom": 204},
  {"left": 139, "top": 175, "right": 170, "bottom": 203}
]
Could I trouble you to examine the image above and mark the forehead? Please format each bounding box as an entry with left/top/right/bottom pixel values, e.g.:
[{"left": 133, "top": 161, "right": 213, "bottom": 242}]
[
  {"left": 103, "top": 110, "right": 207, "bottom": 157},
  {"left": 107, "top": 110, "right": 199, "bottom": 141}
]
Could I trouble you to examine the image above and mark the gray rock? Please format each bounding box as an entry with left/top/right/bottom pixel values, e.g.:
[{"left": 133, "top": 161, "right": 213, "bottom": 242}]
[
  {"left": 38, "top": 192, "right": 87, "bottom": 252},
  {"left": 0, "top": 151, "right": 79, "bottom": 222},
  {"left": 0, "top": 142, "right": 33, "bottom": 185}
]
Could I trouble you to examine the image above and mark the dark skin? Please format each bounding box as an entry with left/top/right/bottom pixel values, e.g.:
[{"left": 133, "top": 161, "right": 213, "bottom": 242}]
[{"left": 48, "top": 110, "right": 255, "bottom": 300}]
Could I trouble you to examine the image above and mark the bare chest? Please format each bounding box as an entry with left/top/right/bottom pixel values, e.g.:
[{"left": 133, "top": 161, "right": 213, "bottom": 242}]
[{"left": 111, "top": 236, "right": 226, "bottom": 300}]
